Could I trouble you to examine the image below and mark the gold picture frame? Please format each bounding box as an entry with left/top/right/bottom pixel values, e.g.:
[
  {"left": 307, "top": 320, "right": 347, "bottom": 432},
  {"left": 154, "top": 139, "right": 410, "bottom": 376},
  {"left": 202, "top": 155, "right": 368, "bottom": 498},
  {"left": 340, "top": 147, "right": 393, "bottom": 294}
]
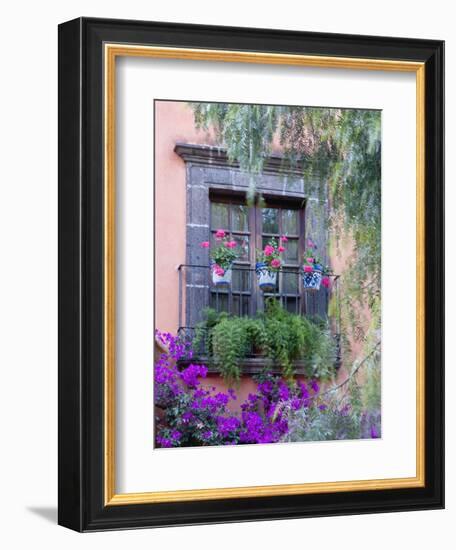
[{"left": 104, "top": 44, "right": 425, "bottom": 505}]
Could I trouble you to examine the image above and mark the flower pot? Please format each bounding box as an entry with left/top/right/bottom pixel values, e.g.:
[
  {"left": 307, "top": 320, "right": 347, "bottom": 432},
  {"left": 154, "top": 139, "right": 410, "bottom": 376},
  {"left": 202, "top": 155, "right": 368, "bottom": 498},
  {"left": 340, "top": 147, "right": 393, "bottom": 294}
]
[
  {"left": 302, "top": 266, "right": 323, "bottom": 291},
  {"left": 256, "top": 262, "right": 277, "bottom": 291},
  {"left": 211, "top": 266, "right": 232, "bottom": 286}
]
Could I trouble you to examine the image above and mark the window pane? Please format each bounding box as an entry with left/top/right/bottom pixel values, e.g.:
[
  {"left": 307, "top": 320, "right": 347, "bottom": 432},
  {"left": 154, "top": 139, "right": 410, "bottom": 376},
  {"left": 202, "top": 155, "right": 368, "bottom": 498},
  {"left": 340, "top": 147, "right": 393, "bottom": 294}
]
[
  {"left": 284, "top": 238, "right": 298, "bottom": 263},
  {"left": 242, "top": 295, "right": 250, "bottom": 316},
  {"left": 232, "top": 295, "right": 239, "bottom": 316},
  {"left": 211, "top": 202, "right": 229, "bottom": 230},
  {"left": 210, "top": 232, "right": 219, "bottom": 249},
  {"left": 230, "top": 295, "right": 251, "bottom": 317},
  {"left": 285, "top": 297, "right": 301, "bottom": 314},
  {"left": 232, "top": 267, "right": 250, "bottom": 292},
  {"left": 282, "top": 209, "right": 299, "bottom": 236},
  {"left": 231, "top": 204, "right": 248, "bottom": 232},
  {"left": 262, "top": 236, "right": 280, "bottom": 251},
  {"left": 233, "top": 235, "right": 249, "bottom": 261},
  {"left": 210, "top": 292, "right": 228, "bottom": 313},
  {"left": 282, "top": 270, "right": 299, "bottom": 293},
  {"left": 262, "top": 208, "right": 279, "bottom": 234}
]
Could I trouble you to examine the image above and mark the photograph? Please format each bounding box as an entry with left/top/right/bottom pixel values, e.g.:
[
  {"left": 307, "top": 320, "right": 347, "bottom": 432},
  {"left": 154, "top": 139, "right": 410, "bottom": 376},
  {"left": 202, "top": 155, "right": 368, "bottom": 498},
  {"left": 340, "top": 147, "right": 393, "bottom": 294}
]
[{"left": 154, "top": 100, "right": 382, "bottom": 448}]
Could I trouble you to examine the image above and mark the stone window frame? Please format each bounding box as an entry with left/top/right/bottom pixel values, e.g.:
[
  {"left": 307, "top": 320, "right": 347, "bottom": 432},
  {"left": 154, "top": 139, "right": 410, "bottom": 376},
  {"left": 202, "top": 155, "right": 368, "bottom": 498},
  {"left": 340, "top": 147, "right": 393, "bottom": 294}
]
[{"left": 174, "top": 142, "right": 328, "bottom": 328}]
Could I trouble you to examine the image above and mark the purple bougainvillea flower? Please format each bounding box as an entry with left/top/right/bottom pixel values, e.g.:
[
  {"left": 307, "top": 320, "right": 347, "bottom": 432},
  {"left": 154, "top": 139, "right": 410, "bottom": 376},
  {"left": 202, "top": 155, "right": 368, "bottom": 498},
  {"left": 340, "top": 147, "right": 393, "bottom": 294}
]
[
  {"left": 182, "top": 411, "right": 194, "bottom": 423},
  {"left": 180, "top": 363, "right": 208, "bottom": 387},
  {"left": 227, "top": 388, "right": 237, "bottom": 400},
  {"left": 217, "top": 416, "right": 241, "bottom": 437},
  {"left": 170, "top": 429, "right": 182, "bottom": 441},
  {"left": 156, "top": 434, "right": 173, "bottom": 448},
  {"left": 154, "top": 330, "right": 346, "bottom": 449},
  {"left": 291, "top": 397, "right": 302, "bottom": 410},
  {"left": 214, "top": 392, "right": 230, "bottom": 407},
  {"left": 258, "top": 380, "right": 273, "bottom": 395},
  {"left": 247, "top": 393, "right": 259, "bottom": 404},
  {"left": 278, "top": 381, "right": 290, "bottom": 401},
  {"left": 370, "top": 425, "right": 380, "bottom": 438}
]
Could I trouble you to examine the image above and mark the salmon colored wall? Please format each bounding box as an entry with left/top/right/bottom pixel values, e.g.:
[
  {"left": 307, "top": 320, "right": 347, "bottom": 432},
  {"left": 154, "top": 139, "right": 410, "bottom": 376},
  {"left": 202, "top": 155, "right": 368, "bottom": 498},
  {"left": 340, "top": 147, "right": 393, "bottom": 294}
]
[
  {"left": 330, "top": 232, "right": 372, "bottom": 368},
  {"left": 155, "top": 101, "right": 216, "bottom": 334},
  {"left": 200, "top": 374, "right": 329, "bottom": 413}
]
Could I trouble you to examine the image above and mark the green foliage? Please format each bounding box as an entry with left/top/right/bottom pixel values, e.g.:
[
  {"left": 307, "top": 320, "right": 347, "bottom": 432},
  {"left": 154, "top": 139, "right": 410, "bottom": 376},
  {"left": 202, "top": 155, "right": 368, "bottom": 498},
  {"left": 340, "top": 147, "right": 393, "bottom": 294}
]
[
  {"left": 284, "top": 370, "right": 380, "bottom": 443},
  {"left": 363, "top": 360, "right": 381, "bottom": 412},
  {"left": 211, "top": 316, "right": 254, "bottom": 384},
  {"left": 193, "top": 308, "right": 227, "bottom": 358},
  {"left": 260, "top": 299, "right": 335, "bottom": 379},
  {"left": 194, "top": 301, "right": 336, "bottom": 384},
  {"left": 285, "top": 399, "right": 361, "bottom": 442},
  {"left": 358, "top": 297, "right": 381, "bottom": 411}
]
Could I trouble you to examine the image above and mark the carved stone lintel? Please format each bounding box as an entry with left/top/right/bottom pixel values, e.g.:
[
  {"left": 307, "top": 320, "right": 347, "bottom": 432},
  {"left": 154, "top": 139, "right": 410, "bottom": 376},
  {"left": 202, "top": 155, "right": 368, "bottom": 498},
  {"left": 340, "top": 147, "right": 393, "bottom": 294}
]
[{"left": 174, "top": 142, "right": 307, "bottom": 175}]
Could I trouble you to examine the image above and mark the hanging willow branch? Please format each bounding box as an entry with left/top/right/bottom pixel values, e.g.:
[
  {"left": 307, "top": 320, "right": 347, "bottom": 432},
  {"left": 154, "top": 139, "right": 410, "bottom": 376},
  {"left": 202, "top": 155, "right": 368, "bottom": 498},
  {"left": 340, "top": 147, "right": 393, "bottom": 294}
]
[{"left": 320, "top": 341, "right": 381, "bottom": 398}]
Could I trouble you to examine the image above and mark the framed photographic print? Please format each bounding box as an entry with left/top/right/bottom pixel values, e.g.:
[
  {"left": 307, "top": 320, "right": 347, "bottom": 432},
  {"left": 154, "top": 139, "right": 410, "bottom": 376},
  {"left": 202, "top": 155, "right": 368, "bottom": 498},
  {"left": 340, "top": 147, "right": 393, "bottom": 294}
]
[{"left": 58, "top": 17, "right": 444, "bottom": 531}]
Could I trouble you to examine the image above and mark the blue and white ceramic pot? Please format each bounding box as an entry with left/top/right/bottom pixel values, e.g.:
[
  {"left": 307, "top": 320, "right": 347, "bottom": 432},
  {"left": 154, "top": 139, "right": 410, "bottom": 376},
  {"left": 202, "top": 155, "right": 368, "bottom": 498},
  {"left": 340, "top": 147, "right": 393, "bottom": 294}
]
[
  {"left": 302, "top": 264, "right": 323, "bottom": 291},
  {"left": 256, "top": 262, "right": 277, "bottom": 291},
  {"left": 211, "top": 264, "right": 232, "bottom": 285}
]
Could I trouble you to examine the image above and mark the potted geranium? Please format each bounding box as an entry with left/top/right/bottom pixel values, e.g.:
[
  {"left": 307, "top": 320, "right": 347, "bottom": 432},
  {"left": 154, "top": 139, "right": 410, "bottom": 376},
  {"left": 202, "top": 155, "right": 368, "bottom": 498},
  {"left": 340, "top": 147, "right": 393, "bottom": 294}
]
[
  {"left": 255, "top": 237, "right": 286, "bottom": 291},
  {"left": 200, "top": 229, "right": 238, "bottom": 286},
  {"left": 302, "top": 239, "right": 331, "bottom": 291}
]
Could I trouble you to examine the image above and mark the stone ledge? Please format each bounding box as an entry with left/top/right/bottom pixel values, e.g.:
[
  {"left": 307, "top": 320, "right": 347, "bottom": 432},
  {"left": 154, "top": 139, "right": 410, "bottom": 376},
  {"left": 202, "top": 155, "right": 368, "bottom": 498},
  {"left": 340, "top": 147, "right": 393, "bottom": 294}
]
[
  {"left": 177, "top": 356, "right": 312, "bottom": 376},
  {"left": 174, "top": 142, "right": 308, "bottom": 176}
]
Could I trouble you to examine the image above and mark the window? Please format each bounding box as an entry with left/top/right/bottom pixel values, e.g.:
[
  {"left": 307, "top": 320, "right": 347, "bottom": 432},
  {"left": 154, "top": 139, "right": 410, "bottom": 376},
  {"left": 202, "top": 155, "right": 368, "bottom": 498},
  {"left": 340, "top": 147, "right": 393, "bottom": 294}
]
[{"left": 209, "top": 194, "right": 305, "bottom": 316}]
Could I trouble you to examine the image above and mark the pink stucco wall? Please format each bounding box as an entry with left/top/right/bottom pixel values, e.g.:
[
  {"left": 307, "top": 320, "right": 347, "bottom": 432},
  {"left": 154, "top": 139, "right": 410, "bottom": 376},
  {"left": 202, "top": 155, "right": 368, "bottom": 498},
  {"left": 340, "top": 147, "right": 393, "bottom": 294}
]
[{"left": 155, "top": 101, "right": 215, "bottom": 334}]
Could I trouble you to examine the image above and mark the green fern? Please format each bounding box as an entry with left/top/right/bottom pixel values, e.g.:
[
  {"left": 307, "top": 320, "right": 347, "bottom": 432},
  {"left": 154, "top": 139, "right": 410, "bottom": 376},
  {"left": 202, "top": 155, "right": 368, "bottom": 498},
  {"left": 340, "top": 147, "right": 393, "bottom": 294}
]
[
  {"left": 211, "top": 316, "right": 250, "bottom": 384},
  {"left": 194, "top": 303, "right": 336, "bottom": 383}
]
